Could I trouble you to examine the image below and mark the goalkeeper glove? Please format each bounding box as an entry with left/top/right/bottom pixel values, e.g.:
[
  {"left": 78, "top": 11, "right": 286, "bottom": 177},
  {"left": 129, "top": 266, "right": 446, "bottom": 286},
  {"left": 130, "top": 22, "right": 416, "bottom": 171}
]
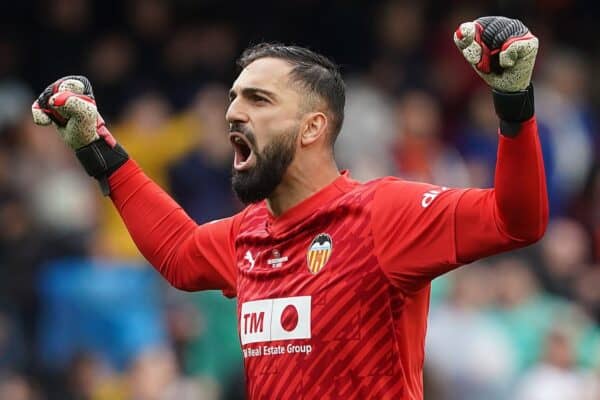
[
  {"left": 32, "top": 76, "right": 128, "bottom": 195},
  {"left": 454, "top": 16, "right": 539, "bottom": 134}
]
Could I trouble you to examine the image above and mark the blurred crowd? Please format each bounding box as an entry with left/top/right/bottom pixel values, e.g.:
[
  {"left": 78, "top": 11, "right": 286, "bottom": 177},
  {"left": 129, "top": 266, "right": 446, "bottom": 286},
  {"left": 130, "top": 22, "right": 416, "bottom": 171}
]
[{"left": 1, "top": 0, "right": 599, "bottom": 399}]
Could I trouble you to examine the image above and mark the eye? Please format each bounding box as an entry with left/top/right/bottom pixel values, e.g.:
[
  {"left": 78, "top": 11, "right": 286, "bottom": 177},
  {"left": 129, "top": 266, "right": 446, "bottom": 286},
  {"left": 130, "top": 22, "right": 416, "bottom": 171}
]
[
  {"left": 227, "top": 90, "right": 237, "bottom": 103},
  {"left": 252, "top": 94, "right": 269, "bottom": 104}
]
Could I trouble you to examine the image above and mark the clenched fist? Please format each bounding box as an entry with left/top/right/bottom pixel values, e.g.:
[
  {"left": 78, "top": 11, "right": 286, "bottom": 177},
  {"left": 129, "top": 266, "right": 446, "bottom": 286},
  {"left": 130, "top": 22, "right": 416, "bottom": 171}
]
[
  {"left": 31, "top": 75, "right": 108, "bottom": 149},
  {"left": 32, "top": 76, "right": 128, "bottom": 195},
  {"left": 454, "top": 16, "right": 538, "bottom": 92}
]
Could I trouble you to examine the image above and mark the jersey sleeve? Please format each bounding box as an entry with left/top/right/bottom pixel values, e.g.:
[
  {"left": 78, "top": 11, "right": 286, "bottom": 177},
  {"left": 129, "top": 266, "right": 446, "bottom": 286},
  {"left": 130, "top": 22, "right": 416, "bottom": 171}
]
[
  {"left": 372, "top": 117, "right": 548, "bottom": 295},
  {"left": 108, "top": 159, "right": 242, "bottom": 297},
  {"left": 371, "top": 180, "right": 466, "bottom": 294}
]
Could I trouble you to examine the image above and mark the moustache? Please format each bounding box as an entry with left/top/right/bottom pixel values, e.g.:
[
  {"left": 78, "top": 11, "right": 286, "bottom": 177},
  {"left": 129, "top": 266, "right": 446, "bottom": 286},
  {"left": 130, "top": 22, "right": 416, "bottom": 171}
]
[
  {"left": 229, "top": 122, "right": 257, "bottom": 148},
  {"left": 230, "top": 122, "right": 253, "bottom": 137}
]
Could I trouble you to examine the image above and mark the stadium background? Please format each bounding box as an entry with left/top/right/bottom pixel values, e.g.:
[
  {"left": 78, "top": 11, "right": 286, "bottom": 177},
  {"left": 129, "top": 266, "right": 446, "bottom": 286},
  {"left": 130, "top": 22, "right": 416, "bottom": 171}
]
[{"left": 1, "top": 0, "right": 600, "bottom": 398}]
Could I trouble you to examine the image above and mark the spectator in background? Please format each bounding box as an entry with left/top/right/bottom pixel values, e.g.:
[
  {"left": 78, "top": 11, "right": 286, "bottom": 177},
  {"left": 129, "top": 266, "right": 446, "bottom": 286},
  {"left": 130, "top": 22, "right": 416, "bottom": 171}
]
[
  {"left": 126, "top": 0, "right": 172, "bottom": 82},
  {"left": 61, "top": 352, "right": 120, "bottom": 400},
  {"left": 162, "top": 22, "right": 238, "bottom": 108},
  {"left": 85, "top": 32, "right": 137, "bottom": 121},
  {"left": 1, "top": 84, "right": 95, "bottom": 374},
  {"left": 515, "top": 328, "right": 596, "bottom": 400},
  {"left": 167, "top": 84, "right": 244, "bottom": 399},
  {"left": 126, "top": 348, "right": 200, "bottom": 400},
  {"left": 392, "top": 89, "right": 470, "bottom": 187},
  {"left": 334, "top": 77, "right": 396, "bottom": 182},
  {"left": 0, "top": 81, "right": 33, "bottom": 135},
  {"left": 160, "top": 278, "right": 243, "bottom": 400},
  {"left": 168, "top": 84, "right": 241, "bottom": 223},
  {"left": 58, "top": 348, "right": 207, "bottom": 400},
  {"left": 369, "top": 0, "right": 427, "bottom": 95},
  {"left": 97, "top": 90, "right": 198, "bottom": 258},
  {"left": 16, "top": 114, "right": 98, "bottom": 257},
  {"left": 455, "top": 86, "right": 499, "bottom": 187},
  {"left": 36, "top": 0, "right": 92, "bottom": 87},
  {"left": 490, "top": 257, "right": 570, "bottom": 373},
  {"left": 537, "top": 218, "right": 591, "bottom": 299},
  {"left": 0, "top": 192, "right": 45, "bottom": 371},
  {"left": 571, "top": 162, "right": 600, "bottom": 261},
  {"left": 456, "top": 86, "right": 559, "bottom": 213},
  {"left": 426, "top": 264, "right": 516, "bottom": 400},
  {"left": 36, "top": 252, "right": 168, "bottom": 373},
  {"left": 572, "top": 267, "right": 600, "bottom": 323},
  {"left": 0, "top": 373, "right": 39, "bottom": 400},
  {"left": 426, "top": 3, "right": 483, "bottom": 138},
  {"left": 535, "top": 48, "right": 595, "bottom": 215},
  {"left": 335, "top": 0, "right": 443, "bottom": 183},
  {"left": 109, "top": 90, "right": 193, "bottom": 187}
]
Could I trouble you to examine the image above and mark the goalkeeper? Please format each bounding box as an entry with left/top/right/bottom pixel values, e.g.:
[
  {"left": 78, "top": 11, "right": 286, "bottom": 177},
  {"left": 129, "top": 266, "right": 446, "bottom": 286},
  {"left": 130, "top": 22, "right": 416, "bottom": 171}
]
[{"left": 32, "top": 17, "right": 547, "bottom": 400}]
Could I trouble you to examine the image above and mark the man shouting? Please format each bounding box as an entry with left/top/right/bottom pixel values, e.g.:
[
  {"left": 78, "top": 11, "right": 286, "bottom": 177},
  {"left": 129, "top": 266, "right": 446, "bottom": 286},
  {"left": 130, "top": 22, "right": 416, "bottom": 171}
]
[{"left": 32, "top": 16, "right": 547, "bottom": 400}]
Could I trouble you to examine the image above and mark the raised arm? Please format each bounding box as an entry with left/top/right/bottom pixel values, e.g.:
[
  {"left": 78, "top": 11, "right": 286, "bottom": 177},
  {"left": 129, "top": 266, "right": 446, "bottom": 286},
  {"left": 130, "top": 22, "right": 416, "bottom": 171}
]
[
  {"left": 372, "top": 17, "right": 548, "bottom": 295},
  {"left": 372, "top": 123, "right": 547, "bottom": 295},
  {"left": 32, "top": 76, "right": 239, "bottom": 295},
  {"left": 108, "top": 159, "right": 240, "bottom": 294},
  {"left": 455, "top": 116, "right": 547, "bottom": 262},
  {"left": 453, "top": 16, "right": 548, "bottom": 259}
]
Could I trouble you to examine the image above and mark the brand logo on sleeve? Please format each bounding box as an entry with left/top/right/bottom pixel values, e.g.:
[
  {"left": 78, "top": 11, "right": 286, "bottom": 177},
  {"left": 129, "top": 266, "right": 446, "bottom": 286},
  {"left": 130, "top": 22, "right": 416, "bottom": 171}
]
[
  {"left": 240, "top": 296, "right": 311, "bottom": 345},
  {"left": 421, "top": 187, "right": 449, "bottom": 208},
  {"left": 307, "top": 233, "right": 332, "bottom": 274}
]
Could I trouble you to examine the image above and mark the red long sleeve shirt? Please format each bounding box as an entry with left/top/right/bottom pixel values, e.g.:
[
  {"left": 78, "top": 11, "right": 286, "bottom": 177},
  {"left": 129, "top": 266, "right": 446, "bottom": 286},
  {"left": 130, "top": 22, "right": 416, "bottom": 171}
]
[{"left": 109, "top": 117, "right": 548, "bottom": 399}]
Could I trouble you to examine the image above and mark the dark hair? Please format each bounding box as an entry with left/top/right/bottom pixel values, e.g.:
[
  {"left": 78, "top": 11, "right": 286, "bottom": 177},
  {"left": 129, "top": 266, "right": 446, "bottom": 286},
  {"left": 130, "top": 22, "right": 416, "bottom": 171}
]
[{"left": 237, "top": 43, "right": 345, "bottom": 144}]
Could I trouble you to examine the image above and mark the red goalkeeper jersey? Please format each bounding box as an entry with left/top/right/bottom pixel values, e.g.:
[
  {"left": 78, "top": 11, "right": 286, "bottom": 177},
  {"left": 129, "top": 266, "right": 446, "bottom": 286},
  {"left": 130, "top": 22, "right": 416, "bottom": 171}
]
[{"left": 109, "top": 118, "right": 547, "bottom": 399}]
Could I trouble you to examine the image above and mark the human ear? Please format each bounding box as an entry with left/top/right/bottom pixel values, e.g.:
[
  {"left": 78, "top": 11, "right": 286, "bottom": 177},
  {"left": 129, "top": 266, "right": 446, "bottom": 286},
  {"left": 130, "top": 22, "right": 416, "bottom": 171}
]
[{"left": 300, "top": 112, "right": 328, "bottom": 146}]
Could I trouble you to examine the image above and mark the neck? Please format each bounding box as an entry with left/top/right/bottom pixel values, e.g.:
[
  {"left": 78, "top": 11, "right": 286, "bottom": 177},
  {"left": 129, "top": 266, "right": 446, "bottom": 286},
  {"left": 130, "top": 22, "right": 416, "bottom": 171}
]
[{"left": 267, "top": 155, "right": 339, "bottom": 217}]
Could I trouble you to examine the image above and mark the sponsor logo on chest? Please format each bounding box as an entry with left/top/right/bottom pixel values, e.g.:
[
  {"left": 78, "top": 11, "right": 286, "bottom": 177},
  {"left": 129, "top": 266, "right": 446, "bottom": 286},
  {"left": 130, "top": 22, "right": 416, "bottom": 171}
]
[
  {"left": 240, "top": 296, "right": 311, "bottom": 344},
  {"left": 240, "top": 296, "right": 313, "bottom": 358}
]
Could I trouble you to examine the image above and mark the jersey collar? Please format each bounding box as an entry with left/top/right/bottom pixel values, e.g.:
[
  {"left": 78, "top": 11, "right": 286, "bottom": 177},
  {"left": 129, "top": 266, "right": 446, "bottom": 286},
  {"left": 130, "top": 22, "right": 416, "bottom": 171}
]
[{"left": 266, "top": 170, "right": 357, "bottom": 235}]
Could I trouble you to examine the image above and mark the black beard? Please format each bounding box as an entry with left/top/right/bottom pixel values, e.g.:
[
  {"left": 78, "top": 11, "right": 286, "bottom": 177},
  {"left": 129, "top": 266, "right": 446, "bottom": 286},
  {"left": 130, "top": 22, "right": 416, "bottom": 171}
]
[{"left": 231, "top": 127, "right": 297, "bottom": 204}]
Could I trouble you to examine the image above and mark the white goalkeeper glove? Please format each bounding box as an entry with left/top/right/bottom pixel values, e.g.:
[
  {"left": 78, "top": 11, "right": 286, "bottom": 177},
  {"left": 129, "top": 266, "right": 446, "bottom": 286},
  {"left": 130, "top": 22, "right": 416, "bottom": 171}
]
[
  {"left": 454, "top": 16, "right": 538, "bottom": 93},
  {"left": 32, "top": 76, "right": 128, "bottom": 194},
  {"left": 32, "top": 76, "right": 104, "bottom": 149}
]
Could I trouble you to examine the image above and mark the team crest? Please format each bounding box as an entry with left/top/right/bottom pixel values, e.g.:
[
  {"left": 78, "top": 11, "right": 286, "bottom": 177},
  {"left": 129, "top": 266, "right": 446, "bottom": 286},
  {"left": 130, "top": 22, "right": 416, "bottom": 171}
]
[{"left": 306, "top": 233, "right": 333, "bottom": 274}]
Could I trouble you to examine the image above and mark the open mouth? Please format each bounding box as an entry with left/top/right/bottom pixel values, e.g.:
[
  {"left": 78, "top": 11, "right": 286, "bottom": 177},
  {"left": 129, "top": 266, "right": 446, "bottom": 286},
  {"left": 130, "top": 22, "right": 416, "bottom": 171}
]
[{"left": 229, "top": 132, "right": 255, "bottom": 171}]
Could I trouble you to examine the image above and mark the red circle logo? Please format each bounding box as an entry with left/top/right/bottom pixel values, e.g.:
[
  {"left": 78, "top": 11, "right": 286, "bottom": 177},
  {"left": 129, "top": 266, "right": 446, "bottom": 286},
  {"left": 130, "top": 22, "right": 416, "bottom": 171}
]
[{"left": 280, "top": 304, "right": 298, "bottom": 332}]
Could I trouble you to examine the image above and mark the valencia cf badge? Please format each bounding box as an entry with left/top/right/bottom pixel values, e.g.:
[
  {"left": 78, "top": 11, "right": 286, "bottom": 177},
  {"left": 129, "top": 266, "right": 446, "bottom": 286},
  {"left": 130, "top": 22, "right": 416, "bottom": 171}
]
[{"left": 307, "top": 233, "right": 332, "bottom": 274}]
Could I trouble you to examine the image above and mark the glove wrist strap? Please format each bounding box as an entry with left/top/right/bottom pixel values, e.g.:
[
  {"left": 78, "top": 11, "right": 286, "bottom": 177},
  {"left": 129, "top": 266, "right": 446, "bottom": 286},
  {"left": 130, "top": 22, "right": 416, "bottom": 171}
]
[
  {"left": 492, "top": 84, "right": 535, "bottom": 137},
  {"left": 75, "top": 139, "right": 129, "bottom": 196}
]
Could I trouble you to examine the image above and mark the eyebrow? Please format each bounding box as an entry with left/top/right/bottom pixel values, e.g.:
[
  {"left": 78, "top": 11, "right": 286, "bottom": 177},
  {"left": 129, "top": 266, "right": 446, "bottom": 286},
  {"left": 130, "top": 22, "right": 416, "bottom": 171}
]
[{"left": 228, "top": 87, "right": 277, "bottom": 101}]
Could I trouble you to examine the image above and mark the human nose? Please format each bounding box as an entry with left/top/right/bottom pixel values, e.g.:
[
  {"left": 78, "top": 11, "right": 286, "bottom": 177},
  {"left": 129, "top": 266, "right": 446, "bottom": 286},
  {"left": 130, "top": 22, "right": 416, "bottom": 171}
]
[{"left": 225, "top": 98, "right": 249, "bottom": 125}]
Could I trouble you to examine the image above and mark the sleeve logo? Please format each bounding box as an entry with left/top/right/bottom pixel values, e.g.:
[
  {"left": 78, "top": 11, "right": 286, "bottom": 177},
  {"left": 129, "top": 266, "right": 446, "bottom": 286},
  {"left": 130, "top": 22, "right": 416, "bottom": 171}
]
[{"left": 421, "top": 187, "right": 449, "bottom": 208}]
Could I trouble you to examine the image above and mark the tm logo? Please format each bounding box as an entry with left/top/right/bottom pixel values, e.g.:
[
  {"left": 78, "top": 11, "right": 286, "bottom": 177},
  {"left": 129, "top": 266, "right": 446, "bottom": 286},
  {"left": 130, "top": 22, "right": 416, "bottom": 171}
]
[
  {"left": 243, "top": 311, "right": 265, "bottom": 335},
  {"left": 240, "top": 296, "right": 311, "bottom": 345}
]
